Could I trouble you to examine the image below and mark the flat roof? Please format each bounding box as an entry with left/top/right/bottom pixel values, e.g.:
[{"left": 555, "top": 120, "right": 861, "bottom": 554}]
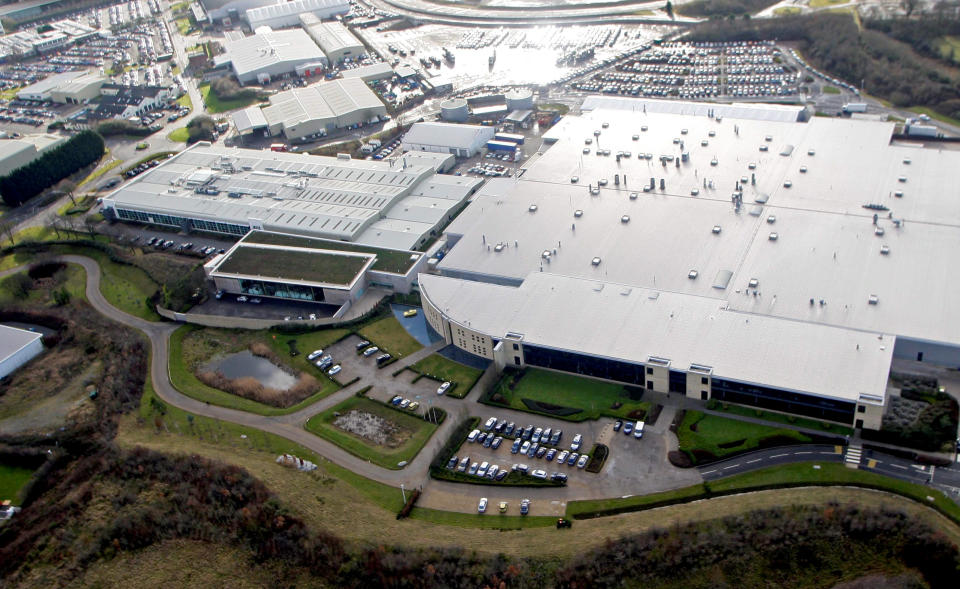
[
  {"left": 246, "top": 0, "right": 347, "bottom": 23},
  {"left": 340, "top": 62, "right": 394, "bottom": 81},
  {"left": 233, "top": 105, "right": 267, "bottom": 134},
  {"left": 219, "top": 30, "right": 326, "bottom": 79},
  {"left": 262, "top": 78, "right": 384, "bottom": 128},
  {"left": 102, "top": 144, "right": 478, "bottom": 250},
  {"left": 421, "top": 272, "right": 893, "bottom": 404},
  {"left": 301, "top": 19, "right": 362, "bottom": 56},
  {"left": 0, "top": 324, "right": 43, "bottom": 360},
  {"left": 215, "top": 243, "right": 372, "bottom": 287},
  {"left": 403, "top": 122, "right": 495, "bottom": 149},
  {"left": 17, "top": 70, "right": 83, "bottom": 97},
  {"left": 438, "top": 106, "right": 960, "bottom": 349},
  {"left": 243, "top": 230, "right": 421, "bottom": 274}
]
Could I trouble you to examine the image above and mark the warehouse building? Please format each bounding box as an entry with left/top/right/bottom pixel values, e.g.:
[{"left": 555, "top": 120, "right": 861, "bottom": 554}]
[
  {"left": 0, "top": 134, "right": 65, "bottom": 177},
  {"left": 300, "top": 14, "right": 363, "bottom": 64},
  {"left": 17, "top": 71, "right": 105, "bottom": 103},
  {"left": 401, "top": 122, "right": 496, "bottom": 158},
  {"left": 246, "top": 0, "right": 348, "bottom": 29},
  {"left": 214, "top": 29, "right": 327, "bottom": 85},
  {"left": 257, "top": 78, "right": 386, "bottom": 141},
  {"left": 0, "top": 325, "right": 44, "bottom": 380},
  {"left": 101, "top": 143, "right": 482, "bottom": 250},
  {"left": 419, "top": 99, "right": 960, "bottom": 430},
  {"left": 340, "top": 62, "right": 394, "bottom": 83},
  {"left": 201, "top": 0, "right": 274, "bottom": 22}
]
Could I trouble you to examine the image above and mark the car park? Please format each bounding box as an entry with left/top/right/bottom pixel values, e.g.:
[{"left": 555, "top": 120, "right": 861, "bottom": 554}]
[
  {"left": 477, "top": 497, "right": 487, "bottom": 513},
  {"left": 577, "top": 454, "right": 589, "bottom": 468}
]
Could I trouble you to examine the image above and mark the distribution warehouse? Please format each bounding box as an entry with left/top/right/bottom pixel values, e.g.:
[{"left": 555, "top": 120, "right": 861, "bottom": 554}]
[
  {"left": 101, "top": 143, "right": 482, "bottom": 250},
  {"left": 402, "top": 122, "right": 496, "bottom": 158},
  {"left": 214, "top": 29, "right": 327, "bottom": 84},
  {"left": 419, "top": 97, "right": 960, "bottom": 430}
]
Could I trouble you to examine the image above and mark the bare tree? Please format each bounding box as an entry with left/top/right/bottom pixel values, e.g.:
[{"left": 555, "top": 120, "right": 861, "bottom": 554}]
[
  {"left": 60, "top": 180, "right": 78, "bottom": 207},
  {"left": 901, "top": 0, "right": 920, "bottom": 16},
  {"left": 83, "top": 215, "right": 98, "bottom": 239},
  {"left": 0, "top": 219, "right": 15, "bottom": 246}
]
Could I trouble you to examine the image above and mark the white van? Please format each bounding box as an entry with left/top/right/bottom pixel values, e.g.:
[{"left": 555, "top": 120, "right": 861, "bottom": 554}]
[
  {"left": 634, "top": 421, "right": 645, "bottom": 439},
  {"left": 467, "top": 429, "right": 480, "bottom": 443}
]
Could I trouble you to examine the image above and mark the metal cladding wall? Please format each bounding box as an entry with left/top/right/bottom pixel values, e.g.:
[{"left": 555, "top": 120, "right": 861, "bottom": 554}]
[{"left": 440, "top": 99, "right": 469, "bottom": 122}]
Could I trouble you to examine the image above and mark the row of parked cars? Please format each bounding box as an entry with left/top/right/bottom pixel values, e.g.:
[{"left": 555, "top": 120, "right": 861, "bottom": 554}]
[
  {"left": 357, "top": 340, "right": 392, "bottom": 366},
  {"left": 614, "top": 419, "right": 645, "bottom": 439},
  {"left": 389, "top": 395, "right": 420, "bottom": 412},
  {"left": 476, "top": 498, "right": 531, "bottom": 515},
  {"left": 307, "top": 348, "right": 341, "bottom": 376}
]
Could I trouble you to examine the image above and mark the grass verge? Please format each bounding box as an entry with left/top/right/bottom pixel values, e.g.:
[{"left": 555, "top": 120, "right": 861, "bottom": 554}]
[
  {"left": 77, "top": 156, "right": 121, "bottom": 189},
  {"left": 358, "top": 315, "right": 423, "bottom": 359},
  {"left": 303, "top": 396, "right": 438, "bottom": 470},
  {"left": 410, "top": 354, "right": 483, "bottom": 399},
  {"left": 168, "top": 127, "right": 189, "bottom": 143},
  {"left": 567, "top": 461, "right": 960, "bottom": 526},
  {"left": 907, "top": 106, "right": 960, "bottom": 128},
  {"left": 0, "top": 463, "right": 35, "bottom": 505},
  {"left": 822, "top": 84, "right": 841, "bottom": 94},
  {"left": 198, "top": 82, "right": 266, "bottom": 114},
  {"left": 677, "top": 410, "right": 811, "bottom": 463},
  {"left": 707, "top": 401, "right": 853, "bottom": 435}
]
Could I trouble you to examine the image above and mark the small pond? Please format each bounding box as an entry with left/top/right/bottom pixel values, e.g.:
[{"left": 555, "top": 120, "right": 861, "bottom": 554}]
[{"left": 204, "top": 350, "right": 297, "bottom": 390}]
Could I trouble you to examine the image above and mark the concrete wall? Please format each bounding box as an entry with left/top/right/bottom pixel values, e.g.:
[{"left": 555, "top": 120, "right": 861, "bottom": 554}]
[
  {"left": 0, "top": 337, "right": 43, "bottom": 380},
  {"left": 0, "top": 142, "right": 38, "bottom": 177},
  {"left": 894, "top": 337, "right": 960, "bottom": 368},
  {"left": 450, "top": 319, "right": 495, "bottom": 360},
  {"left": 686, "top": 372, "right": 712, "bottom": 401},
  {"left": 644, "top": 363, "right": 669, "bottom": 393}
]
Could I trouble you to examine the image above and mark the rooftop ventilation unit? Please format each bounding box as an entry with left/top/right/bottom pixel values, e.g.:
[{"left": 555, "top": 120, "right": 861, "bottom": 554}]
[
  {"left": 708, "top": 130, "right": 716, "bottom": 137},
  {"left": 767, "top": 215, "right": 776, "bottom": 224},
  {"left": 690, "top": 364, "right": 713, "bottom": 374},
  {"left": 765, "top": 135, "right": 773, "bottom": 142},
  {"left": 688, "top": 270, "right": 699, "bottom": 279},
  {"left": 621, "top": 215, "right": 630, "bottom": 223},
  {"left": 800, "top": 166, "right": 808, "bottom": 173},
  {"left": 541, "top": 250, "right": 551, "bottom": 259},
  {"left": 880, "top": 245, "right": 890, "bottom": 255},
  {"left": 712, "top": 225, "right": 722, "bottom": 234},
  {"left": 711, "top": 158, "right": 718, "bottom": 166},
  {"left": 898, "top": 176, "right": 907, "bottom": 183},
  {"left": 894, "top": 190, "right": 903, "bottom": 197},
  {"left": 701, "top": 140, "right": 709, "bottom": 146},
  {"left": 691, "top": 188, "right": 700, "bottom": 196},
  {"left": 783, "top": 180, "right": 792, "bottom": 188},
  {"left": 591, "top": 257, "right": 601, "bottom": 266},
  {"left": 494, "top": 243, "right": 504, "bottom": 252},
  {"left": 647, "top": 356, "right": 671, "bottom": 367},
  {"left": 759, "top": 144, "right": 769, "bottom": 152},
  {"left": 868, "top": 294, "right": 879, "bottom": 305},
  {"left": 641, "top": 125, "right": 648, "bottom": 131},
  {"left": 529, "top": 204, "right": 538, "bottom": 212},
  {"left": 769, "top": 232, "right": 779, "bottom": 241},
  {"left": 681, "top": 128, "right": 689, "bottom": 135},
  {"left": 748, "top": 278, "right": 759, "bottom": 288},
  {"left": 748, "top": 162, "right": 756, "bottom": 170},
  {"left": 808, "top": 149, "right": 816, "bottom": 156},
  {"left": 629, "top": 192, "right": 638, "bottom": 200},
  {"left": 574, "top": 209, "right": 583, "bottom": 217},
  {"left": 875, "top": 227, "right": 885, "bottom": 236},
  {"left": 903, "top": 158, "right": 911, "bottom": 164}
]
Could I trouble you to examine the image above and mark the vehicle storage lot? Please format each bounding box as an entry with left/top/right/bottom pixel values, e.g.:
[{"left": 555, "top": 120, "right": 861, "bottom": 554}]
[
  {"left": 319, "top": 334, "right": 386, "bottom": 387},
  {"left": 367, "top": 370, "right": 443, "bottom": 419}
]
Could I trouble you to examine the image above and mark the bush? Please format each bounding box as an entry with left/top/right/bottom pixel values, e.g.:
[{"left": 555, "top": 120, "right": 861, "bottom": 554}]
[
  {"left": 0, "top": 131, "right": 105, "bottom": 206},
  {"left": 667, "top": 450, "right": 694, "bottom": 468},
  {"left": 429, "top": 417, "right": 478, "bottom": 471},
  {"left": 584, "top": 444, "right": 608, "bottom": 473},
  {"left": 95, "top": 119, "right": 152, "bottom": 138},
  {"left": 396, "top": 488, "right": 420, "bottom": 519},
  {"left": 520, "top": 398, "right": 582, "bottom": 416},
  {"left": 186, "top": 115, "right": 215, "bottom": 144}
]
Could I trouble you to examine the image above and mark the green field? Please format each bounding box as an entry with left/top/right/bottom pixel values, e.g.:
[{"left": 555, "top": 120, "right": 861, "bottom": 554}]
[
  {"left": 169, "top": 325, "right": 343, "bottom": 416},
  {"left": 410, "top": 354, "right": 484, "bottom": 399},
  {"left": 304, "top": 396, "right": 438, "bottom": 469},
  {"left": 488, "top": 369, "right": 650, "bottom": 422},
  {"left": 822, "top": 85, "right": 841, "bottom": 94},
  {"left": 708, "top": 401, "right": 853, "bottom": 435},
  {"left": 0, "top": 463, "right": 36, "bottom": 505},
  {"left": 198, "top": 82, "right": 266, "bottom": 114},
  {"left": 677, "top": 410, "right": 811, "bottom": 463},
  {"left": 267, "top": 327, "right": 350, "bottom": 375},
  {"left": 244, "top": 231, "right": 419, "bottom": 274},
  {"left": 217, "top": 245, "right": 369, "bottom": 286},
  {"left": 809, "top": 0, "right": 847, "bottom": 7},
  {"left": 773, "top": 6, "right": 801, "bottom": 15},
  {"left": 358, "top": 315, "right": 423, "bottom": 359},
  {"left": 176, "top": 92, "right": 193, "bottom": 109},
  {"left": 935, "top": 35, "right": 960, "bottom": 64},
  {"left": 567, "top": 461, "right": 960, "bottom": 525}
]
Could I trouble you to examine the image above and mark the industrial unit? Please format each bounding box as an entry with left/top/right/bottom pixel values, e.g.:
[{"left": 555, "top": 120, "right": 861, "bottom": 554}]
[
  {"left": 0, "top": 325, "right": 44, "bottom": 380},
  {"left": 214, "top": 29, "right": 327, "bottom": 85},
  {"left": 16, "top": 71, "right": 105, "bottom": 103},
  {"left": 401, "top": 122, "right": 496, "bottom": 158},
  {"left": 0, "top": 134, "right": 66, "bottom": 177},
  {"left": 253, "top": 77, "right": 386, "bottom": 141},
  {"left": 101, "top": 143, "right": 482, "bottom": 250},
  {"left": 419, "top": 97, "right": 960, "bottom": 430},
  {"left": 245, "top": 0, "right": 349, "bottom": 29},
  {"left": 300, "top": 14, "right": 364, "bottom": 64}
]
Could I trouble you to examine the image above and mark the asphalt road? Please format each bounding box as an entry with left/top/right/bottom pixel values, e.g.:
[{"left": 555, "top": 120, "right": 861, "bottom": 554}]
[{"left": 699, "top": 444, "right": 844, "bottom": 480}]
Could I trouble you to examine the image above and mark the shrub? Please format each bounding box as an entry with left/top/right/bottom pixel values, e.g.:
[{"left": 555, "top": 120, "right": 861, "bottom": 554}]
[
  {"left": 186, "top": 115, "right": 216, "bottom": 144},
  {"left": 520, "top": 398, "right": 582, "bottom": 416},
  {"left": 396, "top": 488, "right": 420, "bottom": 519},
  {"left": 668, "top": 450, "right": 693, "bottom": 468}
]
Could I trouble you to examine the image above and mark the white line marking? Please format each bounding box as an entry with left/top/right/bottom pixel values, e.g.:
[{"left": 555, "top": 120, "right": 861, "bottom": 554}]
[
  {"left": 723, "top": 464, "right": 740, "bottom": 470},
  {"left": 701, "top": 470, "right": 716, "bottom": 475},
  {"left": 746, "top": 459, "right": 761, "bottom": 464},
  {"left": 890, "top": 464, "right": 908, "bottom": 470},
  {"left": 796, "top": 451, "right": 812, "bottom": 455},
  {"left": 771, "top": 454, "right": 788, "bottom": 458}
]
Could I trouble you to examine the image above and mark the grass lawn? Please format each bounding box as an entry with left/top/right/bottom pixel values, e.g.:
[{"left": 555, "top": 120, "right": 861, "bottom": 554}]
[
  {"left": 77, "top": 152, "right": 119, "bottom": 189},
  {"left": 410, "top": 354, "right": 483, "bottom": 399},
  {"left": 489, "top": 369, "right": 650, "bottom": 422},
  {"left": 176, "top": 92, "right": 193, "bottom": 109},
  {"left": 773, "top": 6, "right": 801, "bottom": 15},
  {"left": 822, "top": 85, "right": 841, "bottom": 94},
  {"left": 59, "top": 245, "right": 161, "bottom": 321},
  {"left": 677, "top": 410, "right": 811, "bottom": 462},
  {"left": 198, "top": 82, "right": 265, "bottom": 114},
  {"left": 304, "top": 396, "right": 438, "bottom": 469},
  {"left": 809, "top": 0, "right": 847, "bottom": 7},
  {"left": 265, "top": 327, "right": 350, "bottom": 376},
  {"left": 244, "top": 231, "right": 419, "bottom": 274},
  {"left": 168, "top": 127, "right": 189, "bottom": 143},
  {"left": 709, "top": 402, "right": 853, "bottom": 435},
  {"left": 358, "top": 315, "right": 423, "bottom": 359},
  {"left": 0, "top": 463, "right": 35, "bottom": 505},
  {"left": 170, "top": 325, "right": 343, "bottom": 416},
  {"left": 217, "top": 246, "right": 368, "bottom": 286},
  {"left": 566, "top": 461, "right": 960, "bottom": 526}
]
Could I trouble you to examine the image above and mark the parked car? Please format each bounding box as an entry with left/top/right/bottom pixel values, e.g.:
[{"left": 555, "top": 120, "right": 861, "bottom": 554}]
[
  {"left": 307, "top": 349, "right": 324, "bottom": 361},
  {"left": 520, "top": 499, "right": 530, "bottom": 515},
  {"left": 467, "top": 429, "right": 480, "bottom": 443},
  {"left": 484, "top": 417, "right": 497, "bottom": 430},
  {"left": 530, "top": 469, "right": 547, "bottom": 479},
  {"left": 577, "top": 454, "right": 589, "bottom": 469},
  {"left": 469, "top": 462, "right": 479, "bottom": 475},
  {"left": 511, "top": 439, "right": 521, "bottom": 454},
  {"left": 375, "top": 353, "right": 391, "bottom": 365},
  {"left": 355, "top": 340, "right": 370, "bottom": 350},
  {"left": 390, "top": 395, "right": 403, "bottom": 405},
  {"left": 542, "top": 428, "right": 552, "bottom": 444},
  {"left": 527, "top": 443, "right": 538, "bottom": 458},
  {"left": 522, "top": 425, "right": 534, "bottom": 441},
  {"left": 498, "top": 500, "right": 507, "bottom": 513},
  {"left": 488, "top": 465, "right": 499, "bottom": 480},
  {"left": 550, "top": 430, "right": 562, "bottom": 445},
  {"left": 532, "top": 428, "right": 543, "bottom": 444},
  {"left": 613, "top": 420, "right": 623, "bottom": 432},
  {"left": 477, "top": 432, "right": 487, "bottom": 444},
  {"left": 236, "top": 296, "right": 248, "bottom": 302},
  {"left": 536, "top": 446, "right": 547, "bottom": 459},
  {"left": 504, "top": 422, "right": 515, "bottom": 436},
  {"left": 403, "top": 309, "right": 418, "bottom": 317},
  {"left": 363, "top": 346, "right": 380, "bottom": 357},
  {"left": 634, "top": 421, "right": 645, "bottom": 439},
  {"left": 408, "top": 401, "right": 419, "bottom": 411},
  {"left": 495, "top": 419, "right": 507, "bottom": 433},
  {"left": 556, "top": 450, "right": 569, "bottom": 464},
  {"left": 567, "top": 452, "right": 579, "bottom": 466},
  {"left": 520, "top": 440, "right": 531, "bottom": 455},
  {"left": 491, "top": 436, "right": 503, "bottom": 450},
  {"left": 514, "top": 463, "right": 529, "bottom": 474},
  {"left": 447, "top": 456, "right": 458, "bottom": 469},
  {"left": 483, "top": 435, "right": 493, "bottom": 448},
  {"left": 457, "top": 457, "right": 469, "bottom": 472},
  {"left": 495, "top": 470, "right": 508, "bottom": 481},
  {"left": 477, "top": 498, "right": 487, "bottom": 513},
  {"left": 551, "top": 472, "right": 567, "bottom": 483},
  {"left": 477, "top": 461, "right": 489, "bottom": 477},
  {"left": 571, "top": 434, "right": 583, "bottom": 451},
  {"left": 437, "top": 381, "right": 451, "bottom": 395},
  {"left": 545, "top": 448, "right": 556, "bottom": 461},
  {"left": 623, "top": 422, "right": 634, "bottom": 435},
  {"left": 400, "top": 399, "right": 411, "bottom": 409}
]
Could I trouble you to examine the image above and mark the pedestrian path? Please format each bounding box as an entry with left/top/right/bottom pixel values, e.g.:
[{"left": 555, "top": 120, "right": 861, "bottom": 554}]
[{"left": 845, "top": 444, "right": 862, "bottom": 468}]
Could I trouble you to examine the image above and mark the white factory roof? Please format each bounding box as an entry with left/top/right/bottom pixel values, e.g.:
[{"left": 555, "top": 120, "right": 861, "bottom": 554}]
[
  {"left": 233, "top": 105, "right": 268, "bottom": 134},
  {"left": 103, "top": 144, "right": 479, "bottom": 249},
  {"left": 340, "top": 62, "right": 394, "bottom": 82},
  {"left": 581, "top": 95, "right": 806, "bottom": 123},
  {"left": 17, "top": 70, "right": 84, "bottom": 98},
  {"left": 246, "top": 0, "right": 347, "bottom": 24},
  {"left": 217, "top": 29, "right": 325, "bottom": 80},
  {"left": 0, "top": 324, "right": 43, "bottom": 361},
  {"left": 403, "top": 122, "right": 495, "bottom": 149},
  {"left": 300, "top": 17, "right": 362, "bottom": 57},
  {"left": 420, "top": 272, "right": 894, "bottom": 404},
  {"left": 436, "top": 103, "right": 960, "bottom": 366},
  {"left": 262, "top": 78, "right": 384, "bottom": 128}
]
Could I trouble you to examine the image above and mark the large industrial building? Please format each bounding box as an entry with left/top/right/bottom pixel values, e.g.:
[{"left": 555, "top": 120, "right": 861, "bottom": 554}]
[
  {"left": 101, "top": 143, "right": 482, "bottom": 250},
  {"left": 0, "top": 325, "right": 43, "bottom": 380},
  {"left": 214, "top": 29, "right": 327, "bottom": 85},
  {"left": 200, "top": 0, "right": 275, "bottom": 22},
  {"left": 235, "top": 77, "right": 386, "bottom": 141},
  {"left": 402, "top": 122, "right": 496, "bottom": 158},
  {"left": 300, "top": 14, "right": 364, "bottom": 64},
  {"left": 16, "top": 71, "right": 105, "bottom": 103},
  {"left": 419, "top": 97, "right": 960, "bottom": 430},
  {"left": 245, "top": 0, "right": 349, "bottom": 29},
  {"left": 0, "top": 134, "right": 65, "bottom": 177}
]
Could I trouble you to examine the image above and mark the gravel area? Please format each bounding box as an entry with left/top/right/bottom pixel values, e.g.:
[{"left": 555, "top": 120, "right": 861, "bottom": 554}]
[{"left": 333, "top": 410, "right": 409, "bottom": 448}]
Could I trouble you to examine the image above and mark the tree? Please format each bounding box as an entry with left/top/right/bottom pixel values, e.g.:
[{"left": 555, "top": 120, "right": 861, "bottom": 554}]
[
  {"left": 60, "top": 180, "right": 77, "bottom": 206},
  {"left": 901, "top": 0, "right": 919, "bottom": 16},
  {"left": 186, "top": 115, "right": 216, "bottom": 144},
  {"left": 8, "top": 272, "right": 33, "bottom": 299},
  {"left": 666, "top": 0, "right": 674, "bottom": 18}
]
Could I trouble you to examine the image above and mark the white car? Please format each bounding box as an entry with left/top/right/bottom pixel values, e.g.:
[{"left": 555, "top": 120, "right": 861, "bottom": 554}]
[
  {"left": 478, "top": 497, "right": 488, "bottom": 513},
  {"left": 484, "top": 417, "right": 497, "bottom": 430},
  {"left": 437, "top": 381, "right": 451, "bottom": 395},
  {"left": 327, "top": 365, "right": 341, "bottom": 376},
  {"left": 634, "top": 421, "right": 645, "bottom": 439},
  {"left": 577, "top": 454, "right": 589, "bottom": 469},
  {"left": 520, "top": 440, "right": 531, "bottom": 455},
  {"left": 467, "top": 429, "right": 480, "bottom": 443},
  {"left": 307, "top": 349, "right": 324, "bottom": 361},
  {"left": 556, "top": 450, "right": 569, "bottom": 464},
  {"left": 477, "top": 461, "right": 489, "bottom": 477},
  {"left": 530, "top": 469, "right": 547, "bottom": 479},
  {"left": 570, "top": 434, "right": 583, "bottom": 451}
]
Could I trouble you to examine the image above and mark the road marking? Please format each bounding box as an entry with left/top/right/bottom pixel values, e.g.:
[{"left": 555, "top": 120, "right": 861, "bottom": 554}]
[
  {"left": 746, "top": 459, "right": 761, "bottom": 464},
  {"left": 796, "top": 451, "right": 812, "bottom": 454},
  {"left": 834, "top": 445, "right": 844, "bottom": 454},
  {"left": 701, "top": 470, "right": 716, "bottom": 475},
  {"left": 723, "top": 464, "right": 740, "bottom": 470},
  {"left": 890, "top": 464, "right": 908, "bottom": 470},
  {"left": 771, "top": 453, "right": 788, "bottom": 458}
]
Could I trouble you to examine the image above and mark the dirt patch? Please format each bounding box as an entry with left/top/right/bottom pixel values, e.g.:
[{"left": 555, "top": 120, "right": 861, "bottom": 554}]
[{"left": 333, "top": 410, "right": 410, "bottom": 448}]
